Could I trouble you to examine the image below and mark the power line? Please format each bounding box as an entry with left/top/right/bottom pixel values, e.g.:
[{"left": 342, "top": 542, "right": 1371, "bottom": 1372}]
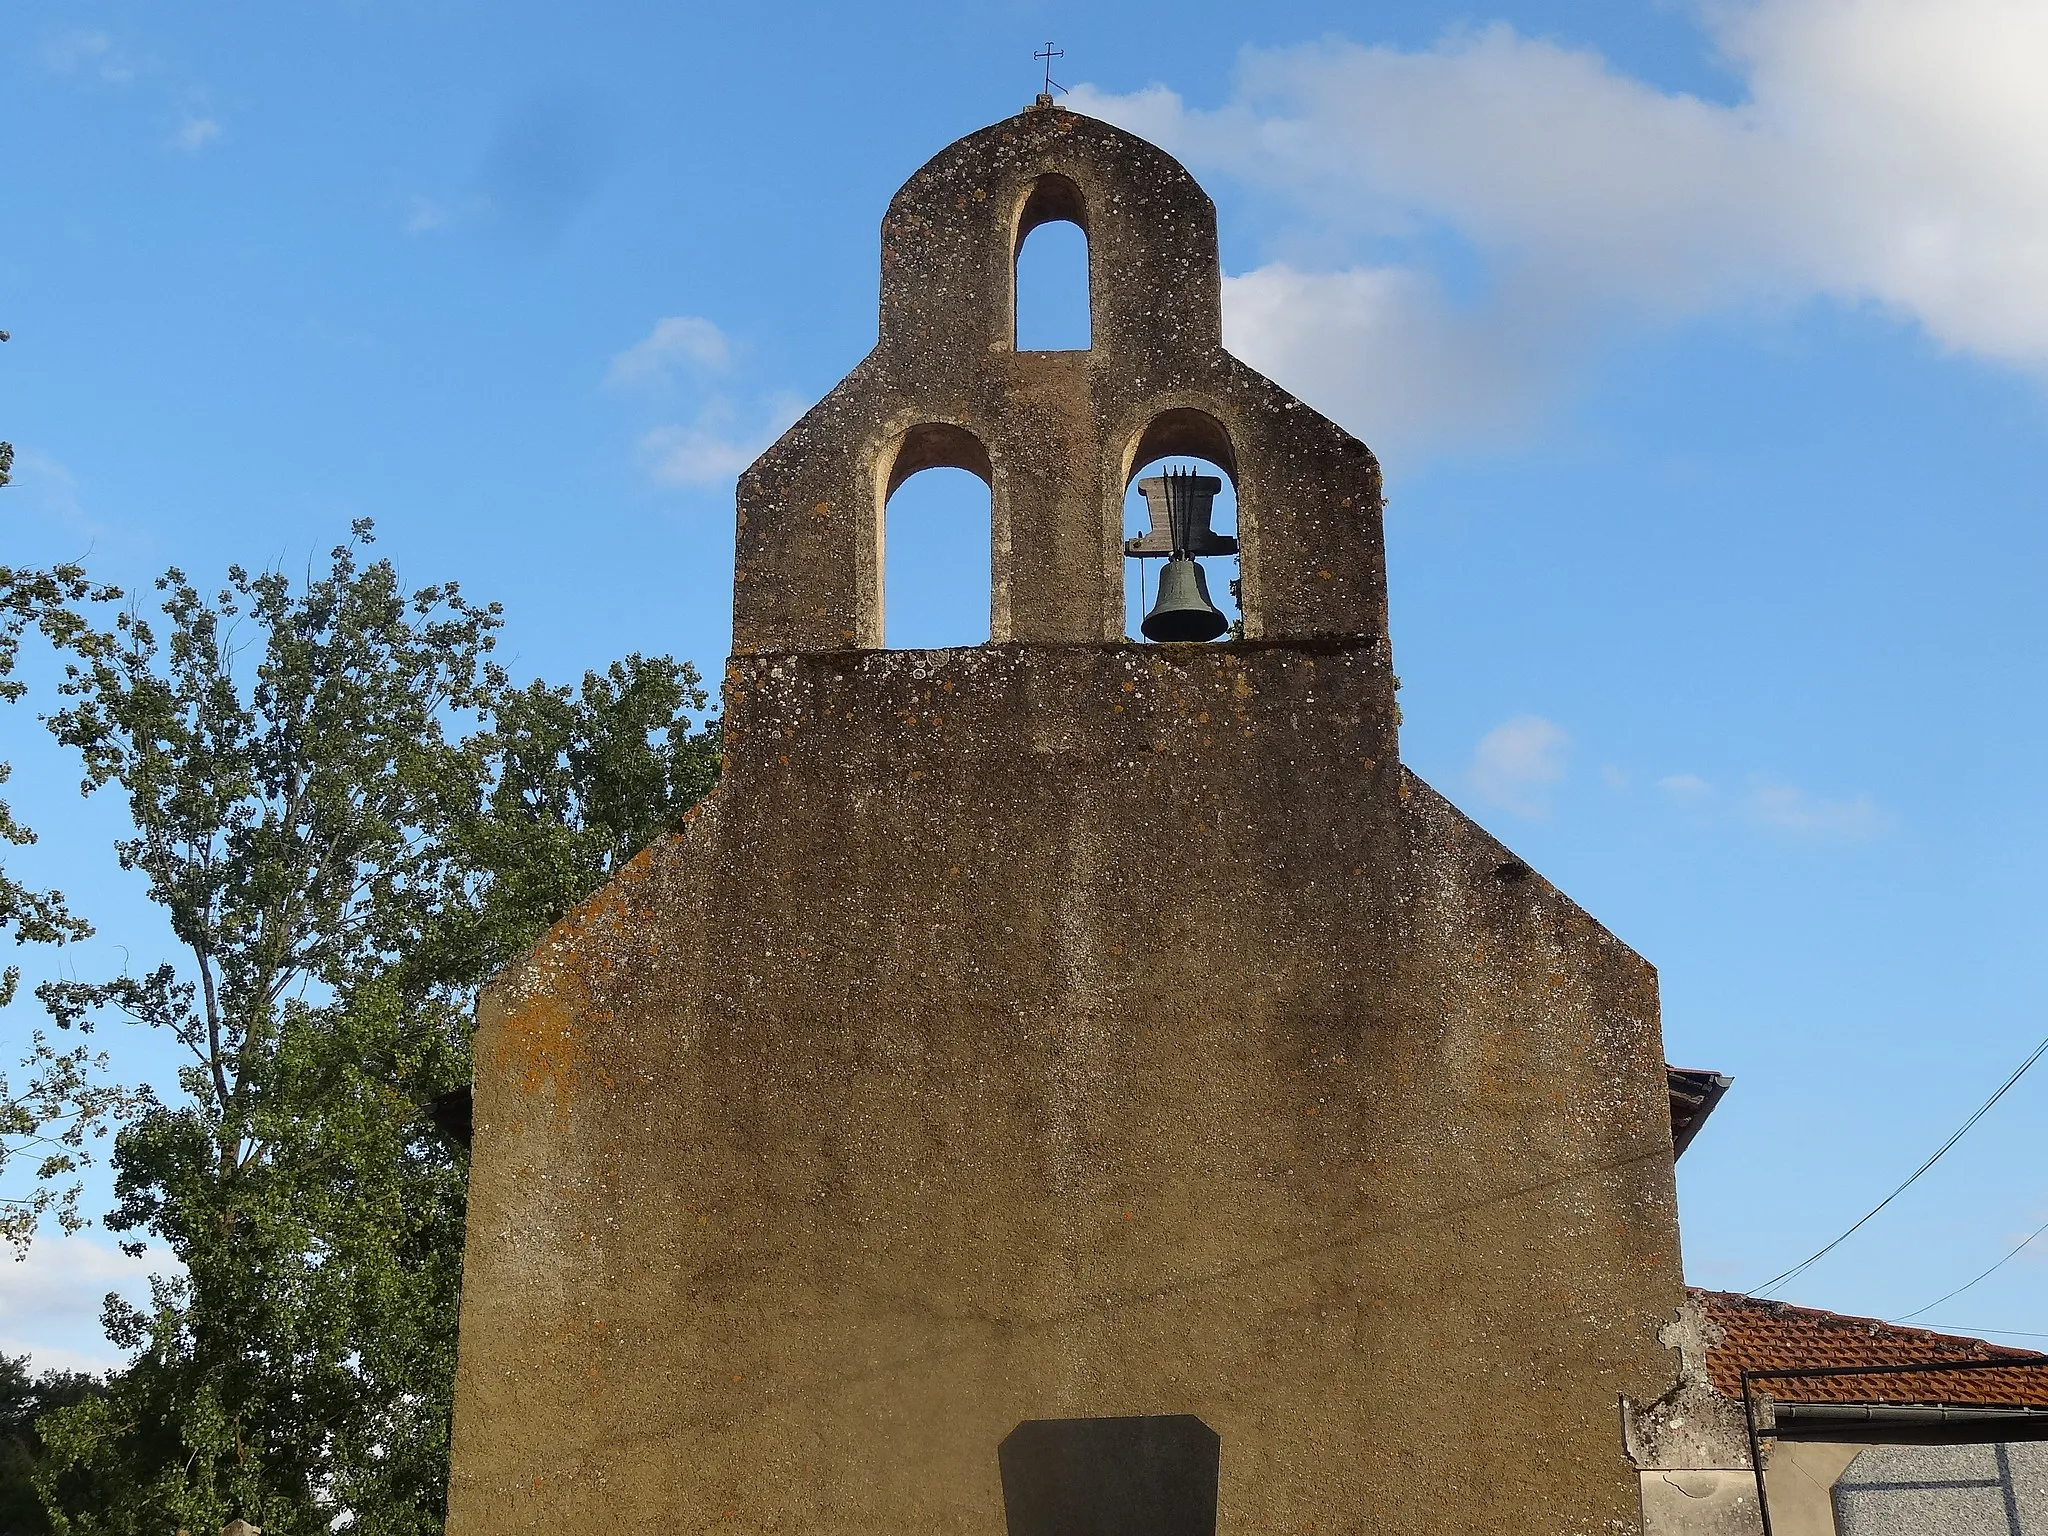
[
  {"left": 1891, "top": 1212, "right": 2048, "bottom": 1323},
  {"left": 1746, "top": 1033, "right": 2048, "bottom": 1298},
  {"left": 1918, "top": 1325, "right": 2048, "bottom": 1340}
]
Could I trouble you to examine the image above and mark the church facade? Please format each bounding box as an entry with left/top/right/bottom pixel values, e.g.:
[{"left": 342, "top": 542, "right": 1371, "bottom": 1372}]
[{"left": 446, "top": 102, "right": 1712, "bottom": 1534}]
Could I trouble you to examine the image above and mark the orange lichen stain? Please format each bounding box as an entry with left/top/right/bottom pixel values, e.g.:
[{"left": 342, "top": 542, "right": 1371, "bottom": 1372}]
[
  {"left": 490, "top": 989, "right": 590, "bottom": 1114},
  {"left": 813, "top": 502, "right": 832, "bottom": 517}
]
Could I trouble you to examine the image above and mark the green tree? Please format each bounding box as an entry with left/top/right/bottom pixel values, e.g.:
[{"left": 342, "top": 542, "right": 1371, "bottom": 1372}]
[
  {"left": 28, "top": 526, "right": 717, "bottom": 1533},
  {"left": 0, "top": 1355, "right": 102, "bottom": 1536},
  {"left": 1, "top": 563, "right": 133, "bottom": 1256}
]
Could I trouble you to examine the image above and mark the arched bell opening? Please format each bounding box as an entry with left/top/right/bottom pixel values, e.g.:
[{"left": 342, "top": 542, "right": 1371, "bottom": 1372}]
[
  {"left": 1013, "top": 173, "right": 1091, "bottom": 352},
  {"left": 1121, "top": 409, "right": 1242, "bottom": 644},
  {"left": 880, "top": 423, "right": 994, "bottom": 650}
]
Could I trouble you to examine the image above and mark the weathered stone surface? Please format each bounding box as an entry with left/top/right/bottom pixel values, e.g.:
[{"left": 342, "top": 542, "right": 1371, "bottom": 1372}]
[{"left": 445, "top": 104, "right": 1686, "bottom": 1534}]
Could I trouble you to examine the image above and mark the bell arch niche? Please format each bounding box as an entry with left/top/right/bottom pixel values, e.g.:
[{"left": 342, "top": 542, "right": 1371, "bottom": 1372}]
[
  {"left": 1122, "top": 408, "right": 1242, "bottom": 643},
  {"left": 1013, "top": 173, "right": 1091, "bottom": 352},
  {"left": 879, "top": 422, "right": 995, "bottom": 650}
]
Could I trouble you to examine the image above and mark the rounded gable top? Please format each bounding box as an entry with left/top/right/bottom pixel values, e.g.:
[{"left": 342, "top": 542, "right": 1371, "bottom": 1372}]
[{"left": 877, "top": 105, "right": 1223, "bottom": 357}]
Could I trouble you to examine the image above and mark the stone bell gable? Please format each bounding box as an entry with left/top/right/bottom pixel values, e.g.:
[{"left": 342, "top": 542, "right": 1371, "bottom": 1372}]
[
  {"left": 447, "top": 104, "right": 1686, "bottom": 1536},
  {"left": 731, "top": 106, "right": 1387, "bottom": 657}
]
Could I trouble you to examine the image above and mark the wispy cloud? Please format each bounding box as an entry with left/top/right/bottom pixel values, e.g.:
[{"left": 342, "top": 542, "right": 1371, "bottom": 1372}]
[
  {"left": 607, "top": 316, "right": 732, "bottom": 389},
  {"left": 1657, "top": 770, "right": 1884, "bottom": 840},
  {"left": 1658, "top": 772, "right": 1715, "bottom": 805},
  {"left": 174, "top": 115, "right": 221, "bottom": 152},
  {"left": 1468, "top": 714, "right": 1569, "bottom": 818},
  {"left": 401, "top": 193, "right": 492, "bottom": 236},
  {"left": 1743, "top": 780, "right": 1885, "bottom": 839},
  {"left": 639, "top": 392, "right": 803, "bottom": 488},
  {"left": 405, "top": 196, "right": 450, "bottom": 234},
  {"left": 608, "top": 316, "right": 798, "bottom": 490},
  {"left": 1072, "top": 0, "right": 2048, "bottom": 462},
  {"left": 7, "top": 449, "right": 103, "bottom": 540},
  {"left": 42, "top": 29, "right": 144, "bottom": 85}
]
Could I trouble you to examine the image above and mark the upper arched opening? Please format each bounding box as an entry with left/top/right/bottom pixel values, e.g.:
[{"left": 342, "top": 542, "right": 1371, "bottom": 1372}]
[{"left": 1014, "top": 174, "right": 1091, "bottom": 352}]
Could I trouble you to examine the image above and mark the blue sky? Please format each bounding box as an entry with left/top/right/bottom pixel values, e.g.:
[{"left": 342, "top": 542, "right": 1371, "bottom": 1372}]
[{"left": 5, "top": 0, "right": 2047, "bottom": 1371}]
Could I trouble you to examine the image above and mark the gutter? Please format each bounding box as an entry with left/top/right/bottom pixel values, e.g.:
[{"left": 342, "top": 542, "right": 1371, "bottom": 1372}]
[{"left": 1767, "top": 1401, "right": 2048, "bottom": 1445}]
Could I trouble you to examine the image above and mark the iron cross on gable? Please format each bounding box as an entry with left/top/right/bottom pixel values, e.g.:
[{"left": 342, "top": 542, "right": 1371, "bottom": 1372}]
[{"left": 1035, "top": 42, "right": 1066, "bottom": 101}]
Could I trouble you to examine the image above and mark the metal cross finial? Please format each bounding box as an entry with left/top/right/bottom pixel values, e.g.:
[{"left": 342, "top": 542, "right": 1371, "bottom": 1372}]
[{"left": 1034, "top": 42, "right": 1066, "bottom": 102}]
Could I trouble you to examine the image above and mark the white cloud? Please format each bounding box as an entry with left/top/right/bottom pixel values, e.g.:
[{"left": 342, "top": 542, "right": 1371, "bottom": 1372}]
[
  {"left": 0, "top": 1235, "right": 171, "bottom": 1375},
  {"left": 7, "top": 449, "right": 101, "bottom": 538},
  {"left": 405, "top": 196, "right": 450, "bottom": 234},
  {"left": 42, "top": 29, "right": 142, "bottom": 85},
  {"left": 1742, "top": 779, "right": 1884, "bottom": 838},
  {"left": 609, "top": 319, "right": 797, "bottom": 489},
  {"left": 607, "top": 316, "right": 732, "bottom": 389},
  {"left": 1659, "top": 772, "right": 1716, "bottom": 803},
  {"left": 640, "top": 392, "right": 803, "bottom": 488},
  {"left": 402, "top": 194, "right": 492, "bottom": 235},
  {"left": 1656, "top": 770, "right": 1883, "bottom": 837},
  {"left": 1071, "top": 0, "right": 2048, "bottom": 461},
  {"left": 1468, "top": 714, "right": 1569, "bottom": 817},
  {"left": 174, "top": 115, "right": 221, "bottom": 152}
]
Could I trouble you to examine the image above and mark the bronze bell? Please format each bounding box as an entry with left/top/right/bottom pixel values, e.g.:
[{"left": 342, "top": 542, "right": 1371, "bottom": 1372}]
[
  {"left": 1136, "top": 466, "right": 1231, "bottom": 641},
  {"left": 1143, "top": 555, "right": 1229, "bottom": 641}
]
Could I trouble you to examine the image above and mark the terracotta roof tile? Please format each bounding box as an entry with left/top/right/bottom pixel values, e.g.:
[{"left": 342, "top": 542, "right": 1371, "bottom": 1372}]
[{"left": 1690, "top": 1288, "right": 2048, "bottom": 1408}]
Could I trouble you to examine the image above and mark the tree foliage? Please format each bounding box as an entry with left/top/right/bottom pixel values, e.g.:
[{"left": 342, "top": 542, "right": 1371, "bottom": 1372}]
[
  {"left": 1, "top": 1354, "right": 102, "bottom": 1536},
  {"left": 1, "top": 564, "right": 133, "bottom": 1256},
  {"left": 25, "top": 526, "right": 718, "bottom": 1533}
]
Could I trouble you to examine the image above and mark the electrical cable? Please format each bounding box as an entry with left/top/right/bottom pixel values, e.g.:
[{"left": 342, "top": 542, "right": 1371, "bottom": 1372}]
[
  {"left": 1891, "top": 1211, "right": 2048, "bottom": 1323},
  {"left": 1921, "top": 1326, "right": 2048, "bottom": 1340},
  {"left": 1745, "top": 1032, "right": 2048, "bottom": 1298}
]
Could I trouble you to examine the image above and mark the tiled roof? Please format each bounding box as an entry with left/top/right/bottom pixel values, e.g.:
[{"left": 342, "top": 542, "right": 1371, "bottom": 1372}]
[{"left": 1691, "top": 1288, "right": 2048, "bottom": 1408}]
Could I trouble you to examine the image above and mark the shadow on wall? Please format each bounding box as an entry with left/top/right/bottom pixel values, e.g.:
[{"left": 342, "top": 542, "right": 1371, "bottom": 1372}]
[{"left": 1834, "top": 1441, "right": 2044, "bottom": 1535}]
